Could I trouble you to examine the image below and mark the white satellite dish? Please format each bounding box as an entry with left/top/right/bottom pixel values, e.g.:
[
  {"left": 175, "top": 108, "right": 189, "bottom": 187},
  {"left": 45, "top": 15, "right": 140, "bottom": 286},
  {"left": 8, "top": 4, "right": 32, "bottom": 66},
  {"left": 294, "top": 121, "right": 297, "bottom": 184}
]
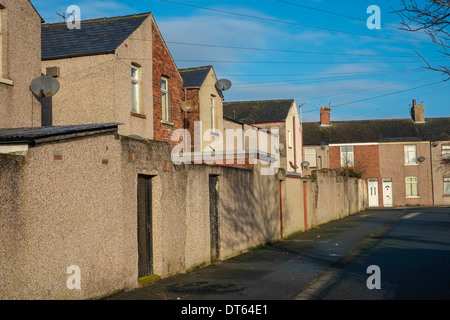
[
  {"left": 30, "top": 76, "right": 60, "bottom": 98},
  {"left": 181, "top": 100, "right": 198, "bottom": 113},
  {"left": 301, "top": 161, "right": 310, "bottom": 170},
  {"left": 215, "top": 79, "right": 232, "bottom": 91}
]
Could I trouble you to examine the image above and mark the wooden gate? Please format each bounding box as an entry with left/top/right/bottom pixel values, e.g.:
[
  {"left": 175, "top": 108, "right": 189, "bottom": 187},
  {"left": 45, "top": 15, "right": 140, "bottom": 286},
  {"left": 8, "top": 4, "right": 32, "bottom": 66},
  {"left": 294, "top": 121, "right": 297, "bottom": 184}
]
[
  {"left": 209, "top": 175, "right": 219, "bottom": 262},
  {"left": 137, "top": 175, "right": 153, "bottom": 278}
]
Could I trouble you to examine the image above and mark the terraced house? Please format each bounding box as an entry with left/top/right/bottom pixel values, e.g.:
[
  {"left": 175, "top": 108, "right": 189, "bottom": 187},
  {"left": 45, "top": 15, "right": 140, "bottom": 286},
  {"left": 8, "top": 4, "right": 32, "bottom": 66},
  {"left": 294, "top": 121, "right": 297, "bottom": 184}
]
[
  {"left": 303, "top": 102, "right": 450, "bottom": 207},
  {"left": 41, "top": 12, "right": 184, "bottom": 143}
]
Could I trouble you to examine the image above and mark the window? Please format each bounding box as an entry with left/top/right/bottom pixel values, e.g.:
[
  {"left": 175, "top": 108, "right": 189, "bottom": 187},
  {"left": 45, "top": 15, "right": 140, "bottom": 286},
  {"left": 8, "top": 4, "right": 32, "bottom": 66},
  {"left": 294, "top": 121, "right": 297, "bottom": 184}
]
[
  {"left": 444, "top": 177, "right": 450, "bottom": 196},
  {"left": 131, "top": 65, "right": 140, "bottom": 113},
  {"left": 404, "top": 145, "right": 417, "bottom": 165},
  {"left": 304, "top": 148, "right": 317, "bottom": 167},
  {"left": 288, "top": 130, "right": 292, "bottom": 149},
  {"left": 405, "top": 177, "right": 419, "bottom": 197},
  {"left": 340, "top": 145, "right": 354, "bottom": 166},
  {"left": 442, "top": 145, "right": 450, "bottom": 160},
  {"left": 211, "top": 96, "right": 215, "bottom": 132},
  {"left": 161, "top": 77, "right": 170, "bottom": 122}
]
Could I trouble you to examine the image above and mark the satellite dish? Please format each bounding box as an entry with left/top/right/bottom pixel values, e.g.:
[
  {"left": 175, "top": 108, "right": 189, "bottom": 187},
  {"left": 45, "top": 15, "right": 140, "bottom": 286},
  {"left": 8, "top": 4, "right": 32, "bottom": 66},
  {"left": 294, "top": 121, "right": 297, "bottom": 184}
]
[
  {"left": 277, "top": 168, "right": 286, "bottom": 181},
  {"left": 215, "top": 79, "right": 232, "bottom": 91},
  {"left": 30, "top": 76, "right": 60, "bottom": 98},
  {"left": 301, "top": 161, "right": 310, "bottom": 170},
  {"left": 181, "top": 100, "right": 198, "bottom": 113}
]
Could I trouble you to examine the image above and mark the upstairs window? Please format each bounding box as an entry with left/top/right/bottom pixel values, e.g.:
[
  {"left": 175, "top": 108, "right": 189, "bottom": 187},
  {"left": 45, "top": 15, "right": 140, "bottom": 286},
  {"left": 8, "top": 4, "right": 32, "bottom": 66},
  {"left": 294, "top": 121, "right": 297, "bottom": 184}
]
[
  {"left": 340, "top": 145, "right": 354, "bottom": 166},
  {"left": 288, "top": 130, "right": 292, "bottom": 149},
  {"left": 304, "top": 148, "right": 317, "bottom": 168},
  {"left": 131, "top": 65, "right": 141, "bottom": 113},
  {"left": 442, "top": 145, "right": 450, "bottom": 160},
  {"left": 161, "top": 77, "right": 169, "bottom": 122},
  {"left": 211, "top": 96, "right": 216, "bottom": 132},
  {"left": 404, "top": 145, "right": 417, "bottom": 165}
]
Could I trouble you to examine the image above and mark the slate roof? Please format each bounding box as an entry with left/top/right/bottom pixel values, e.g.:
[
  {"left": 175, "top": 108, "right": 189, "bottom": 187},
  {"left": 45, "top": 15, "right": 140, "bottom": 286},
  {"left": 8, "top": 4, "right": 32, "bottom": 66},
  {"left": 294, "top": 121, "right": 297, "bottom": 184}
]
[
  {"left": 179, "top": 66, "right": 213, "bottom": 87},
  {"left": 0, "top": 123, "right": 120, "bottom": 146},
  {"left": 303, "top": 117, "right": 450, "bottom": 145},
  {"left": 223, "top": 99, "right": 295, "bottom": 124},
  {"left": 41, "top": 13, "right": 151, "bottom": 60}
]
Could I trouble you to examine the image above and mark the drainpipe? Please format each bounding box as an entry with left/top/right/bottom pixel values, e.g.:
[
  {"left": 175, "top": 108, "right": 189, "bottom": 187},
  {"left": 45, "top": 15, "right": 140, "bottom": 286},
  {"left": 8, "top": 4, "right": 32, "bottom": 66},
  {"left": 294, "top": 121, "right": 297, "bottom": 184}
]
[
  {"left": 279, "top": 180, "right": 283, "bottom": 238},
  {"left": 430, "top": 142, "right": 435, "bottom": 206},
  {"left": 303, "top": 181, "right": 308, "bottom": 231}
]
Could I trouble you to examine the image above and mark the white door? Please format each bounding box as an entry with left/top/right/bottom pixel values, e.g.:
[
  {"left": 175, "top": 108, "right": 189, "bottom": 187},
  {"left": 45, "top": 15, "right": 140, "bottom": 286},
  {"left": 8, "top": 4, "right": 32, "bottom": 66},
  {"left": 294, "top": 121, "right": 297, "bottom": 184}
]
[
  {"left": 382, "top": 179, "right": 393, "bottom": 207},
  {"left": 368, "top": 179, "right": 379, "bottom": 207}
]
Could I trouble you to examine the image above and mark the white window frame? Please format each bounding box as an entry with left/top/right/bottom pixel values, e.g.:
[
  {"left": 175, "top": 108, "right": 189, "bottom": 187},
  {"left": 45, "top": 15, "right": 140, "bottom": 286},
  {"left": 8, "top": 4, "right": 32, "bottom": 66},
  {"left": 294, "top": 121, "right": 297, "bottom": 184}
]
[
  {"left": 304, "top": 148, "right": 317, "bottom": 168},
  {"left": 288, "top": 130, "right": 292, "bottom": 149},
  {"left": 444, "top": 177, "right": 450, "bottom": 196},
  {"left": 211, "top": 96, "right": 215, "bottom": 132},
  {"left": 404, "top": 145, "right": 417, "bottom": 165},
  {"left": 161, "top": 77, "right": 169, "bottom": 122},
  {"left": 340, "top": 145, "right": 354, "bottom": 166},
  {"left": 442, "top": 145, "right": 450, "bottom": 160},
  {"left": 405, "top": 176, "right": 419, "bottom": 198},
  {"left": 131, "top": 65, "right": 141, "bottom": 113}
]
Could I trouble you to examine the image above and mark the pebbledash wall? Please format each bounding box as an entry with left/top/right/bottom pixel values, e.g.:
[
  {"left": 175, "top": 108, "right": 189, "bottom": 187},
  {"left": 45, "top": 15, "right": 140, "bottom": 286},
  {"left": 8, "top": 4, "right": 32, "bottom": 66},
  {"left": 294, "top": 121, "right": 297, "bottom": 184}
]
[
  {"left": 280, "top": 171, "right": 367, "bottom": 237},
  {"left": 0, "top": 130, "right": 366, "bottom": 299},
  {"left": 0, "top": 130, "right": 280, "bottom": 299}
]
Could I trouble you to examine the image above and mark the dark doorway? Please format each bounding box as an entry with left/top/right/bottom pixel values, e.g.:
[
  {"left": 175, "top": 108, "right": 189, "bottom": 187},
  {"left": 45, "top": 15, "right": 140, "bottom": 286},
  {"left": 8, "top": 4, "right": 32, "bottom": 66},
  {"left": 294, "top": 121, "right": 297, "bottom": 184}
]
[
  {"left": 209, "top": 175, "right": 220, "bottom": 262},
  {"left": 137, "top": 175, "right": 153, "bottom": 278}
]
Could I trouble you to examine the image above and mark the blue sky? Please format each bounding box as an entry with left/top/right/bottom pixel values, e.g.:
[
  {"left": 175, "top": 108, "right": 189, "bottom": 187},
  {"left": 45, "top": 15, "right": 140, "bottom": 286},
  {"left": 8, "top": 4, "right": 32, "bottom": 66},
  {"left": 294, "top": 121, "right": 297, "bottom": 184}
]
[{"left": 32, "top": 0, "right": 449, "bottom": 123}]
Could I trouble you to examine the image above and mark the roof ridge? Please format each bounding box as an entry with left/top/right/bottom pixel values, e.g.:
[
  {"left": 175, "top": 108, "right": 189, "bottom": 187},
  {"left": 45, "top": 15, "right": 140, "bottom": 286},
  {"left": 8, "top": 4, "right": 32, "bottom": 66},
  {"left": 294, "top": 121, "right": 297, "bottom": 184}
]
[
  {"left": 224, "top": 99, "right": 295, "bottom": 104},
  {"left": 303, "top": 116, "right": 450, "bottom": 124},
  {"left": 42, "top": 12, "right": 151, "bottom": 28},
  {"left": 179, "top": 66, "right": 213, "bottom": 73}
]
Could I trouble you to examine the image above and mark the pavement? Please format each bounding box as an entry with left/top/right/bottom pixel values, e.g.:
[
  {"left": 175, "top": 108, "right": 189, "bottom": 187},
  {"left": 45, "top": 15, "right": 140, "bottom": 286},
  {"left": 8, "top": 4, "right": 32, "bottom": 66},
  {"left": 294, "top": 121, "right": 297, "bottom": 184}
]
[{"left": 106, "top": 207, "right": 405, "bottom": 301}]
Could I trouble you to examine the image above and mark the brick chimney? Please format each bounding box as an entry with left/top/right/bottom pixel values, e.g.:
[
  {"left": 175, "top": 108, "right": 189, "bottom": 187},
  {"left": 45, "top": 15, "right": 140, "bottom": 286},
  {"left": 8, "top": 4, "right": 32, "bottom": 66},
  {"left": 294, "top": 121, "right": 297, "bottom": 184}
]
[
  {"left": 411, "top": 99, "right": 425, "bottom": 123},
  {"left": 320, "top": 107, "right": 331, "bottom": 126}
]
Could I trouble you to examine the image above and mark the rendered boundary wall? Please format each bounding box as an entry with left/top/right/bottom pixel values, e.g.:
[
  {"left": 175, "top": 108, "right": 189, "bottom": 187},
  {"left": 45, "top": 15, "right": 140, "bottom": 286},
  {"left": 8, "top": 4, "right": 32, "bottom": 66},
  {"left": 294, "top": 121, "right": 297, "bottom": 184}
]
[{"left": 0, "top": 134, "right": 365, "bottom": 300}]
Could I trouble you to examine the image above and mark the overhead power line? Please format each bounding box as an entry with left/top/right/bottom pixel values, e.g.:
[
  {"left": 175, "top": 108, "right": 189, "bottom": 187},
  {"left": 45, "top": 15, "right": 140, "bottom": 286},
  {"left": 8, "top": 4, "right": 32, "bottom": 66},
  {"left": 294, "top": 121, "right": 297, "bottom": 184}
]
[
  {"left": 300, "top": 80, "right": 445, "bottom": 113},
  {"left": 220, "top": 68, "right": 425, "bottom": 77},
  {"left": 166, "top": 41, "right": 437, "bottom": 58},
  {"left": 159, "top": 0, "right": 435, "bottom": 46},
  {"left": 232, "top": 73, "right": 438, "bottom": 89},
  {"left": 175, "top": 58, "right": 446, "bottom": 65},
  {"left": 276, "top": 0, "right": 400, "bottom": 30},
  {"left": 342, "top": 84, "right": 450, "bottom": 120}
]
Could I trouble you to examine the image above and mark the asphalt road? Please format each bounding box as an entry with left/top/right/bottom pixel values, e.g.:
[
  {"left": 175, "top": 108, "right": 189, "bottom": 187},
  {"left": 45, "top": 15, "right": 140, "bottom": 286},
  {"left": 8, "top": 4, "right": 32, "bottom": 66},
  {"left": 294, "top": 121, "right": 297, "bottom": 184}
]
[
  {"left": 304, "top": 206, "right": 450, "bottom": 300},
  {"left": 107, "top": 207, "right": 450, "bottom": 301}
]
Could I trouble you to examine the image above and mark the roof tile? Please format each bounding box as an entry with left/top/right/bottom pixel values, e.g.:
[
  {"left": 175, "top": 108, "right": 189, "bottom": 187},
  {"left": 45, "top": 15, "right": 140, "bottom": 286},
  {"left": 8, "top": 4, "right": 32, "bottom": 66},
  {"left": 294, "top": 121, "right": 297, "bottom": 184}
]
[{"left": 42, "top": 13, "right": 151, "bottom": 60}]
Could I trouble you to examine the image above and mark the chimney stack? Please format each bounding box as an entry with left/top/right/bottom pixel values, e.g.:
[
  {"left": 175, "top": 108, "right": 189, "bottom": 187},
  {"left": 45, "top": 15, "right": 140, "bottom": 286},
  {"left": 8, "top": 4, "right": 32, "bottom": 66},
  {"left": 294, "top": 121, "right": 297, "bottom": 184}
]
[
  {"left": 320, "top": 106, "right": 331, "bottom": 126},
  {"left": 411, "top": 99, "right": 425, "bottom": 123}
]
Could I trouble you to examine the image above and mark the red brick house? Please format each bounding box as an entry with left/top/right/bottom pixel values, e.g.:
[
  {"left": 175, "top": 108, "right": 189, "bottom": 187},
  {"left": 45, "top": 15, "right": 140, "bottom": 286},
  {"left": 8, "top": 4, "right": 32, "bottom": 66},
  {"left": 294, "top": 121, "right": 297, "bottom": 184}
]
[
  {"left": 303, "top": 102, "right": 450, "bottom": 207},
  {"left": 178, "top": 65, "right": 224, "bottom": 151}
]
